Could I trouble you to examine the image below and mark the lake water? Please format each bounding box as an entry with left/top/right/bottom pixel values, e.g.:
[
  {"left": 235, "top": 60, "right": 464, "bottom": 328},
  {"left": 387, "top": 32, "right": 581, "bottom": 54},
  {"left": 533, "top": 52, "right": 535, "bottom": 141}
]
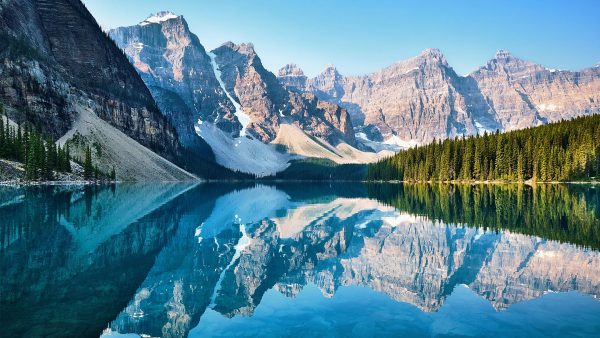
[{"left": 1, "top": 183, "right": 599, "bottom": 338}]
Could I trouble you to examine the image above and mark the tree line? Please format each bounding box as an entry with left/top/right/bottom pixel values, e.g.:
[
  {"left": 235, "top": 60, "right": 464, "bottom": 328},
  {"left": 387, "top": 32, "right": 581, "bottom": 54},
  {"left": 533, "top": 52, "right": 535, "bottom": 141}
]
[
  {"left": 82, "top": 145, "right": 116, "bottom": 181},
  {"left": 1, "top": 110, "right": 72, "bottom": 181},
  {"left": 1, "top": 102, "right": 118, "bottom": 182},
  {"left": 368, "top": 114, "right": 600, "bottom": 182}
]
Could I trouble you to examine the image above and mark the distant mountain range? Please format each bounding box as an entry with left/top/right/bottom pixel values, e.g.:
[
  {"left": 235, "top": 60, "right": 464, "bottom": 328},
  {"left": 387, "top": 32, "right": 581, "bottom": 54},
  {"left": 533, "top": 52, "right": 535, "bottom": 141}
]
[
  {"left": 1, "top": 2, "right": 599, "bottom": 179},
  {"left": 279, "top": 49, "right": 600, "bottom": 147}
]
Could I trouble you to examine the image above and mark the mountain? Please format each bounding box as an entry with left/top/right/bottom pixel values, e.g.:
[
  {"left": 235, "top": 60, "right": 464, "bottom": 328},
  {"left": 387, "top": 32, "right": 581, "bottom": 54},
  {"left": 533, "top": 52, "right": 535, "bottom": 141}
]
[
  {"left": 0, "top": 0, "right": 194, "bottom": 180},
  {"left": 110, "top": 14, "right": 379, "bottom": 176},
  {"left": 279, "top": 49, "right": 600, "bottom": 148},
  {"left": 470, "top": 50, "right": 600, "bottom": 130},
  {"left": 210, "top": 41, "right": 356, "bottom": 146},
  {"left": 108, "top": 12, "right": 238, "bottom": 148}
]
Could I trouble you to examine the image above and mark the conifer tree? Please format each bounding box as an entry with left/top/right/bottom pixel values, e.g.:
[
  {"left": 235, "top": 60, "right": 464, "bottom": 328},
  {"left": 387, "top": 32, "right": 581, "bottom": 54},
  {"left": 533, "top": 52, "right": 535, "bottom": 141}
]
[
  {"left": 84, "top": 146, "right": 93, "bottom": 180},
  {"left": 367, "top": 115, "right": 600, "bottom": 182}
]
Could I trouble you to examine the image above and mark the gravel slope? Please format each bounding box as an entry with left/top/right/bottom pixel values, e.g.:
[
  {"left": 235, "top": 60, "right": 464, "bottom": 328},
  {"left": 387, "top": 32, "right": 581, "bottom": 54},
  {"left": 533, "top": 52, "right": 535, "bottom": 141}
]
[{"left": 58, "top": 105, "right": 197, "bottom": 182}]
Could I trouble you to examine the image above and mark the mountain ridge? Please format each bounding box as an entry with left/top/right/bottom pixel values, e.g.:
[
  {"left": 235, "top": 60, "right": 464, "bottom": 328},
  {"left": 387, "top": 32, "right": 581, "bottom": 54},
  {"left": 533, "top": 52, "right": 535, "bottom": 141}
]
[
  {"left": 109, "top": 13, "right": 381, "bottom": 175},
  {"left": 279, "top": 48, "right": 600, "bottom": 147}
]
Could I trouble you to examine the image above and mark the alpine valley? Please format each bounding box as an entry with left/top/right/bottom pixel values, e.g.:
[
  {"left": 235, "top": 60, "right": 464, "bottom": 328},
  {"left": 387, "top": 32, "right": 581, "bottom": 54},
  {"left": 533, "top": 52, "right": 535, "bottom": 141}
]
[
  {"left": 2, "top": 2, "right": 600, "bottom": 338},
  {"left": 0, "top": 3, "right": 599, "bottom": 180}
]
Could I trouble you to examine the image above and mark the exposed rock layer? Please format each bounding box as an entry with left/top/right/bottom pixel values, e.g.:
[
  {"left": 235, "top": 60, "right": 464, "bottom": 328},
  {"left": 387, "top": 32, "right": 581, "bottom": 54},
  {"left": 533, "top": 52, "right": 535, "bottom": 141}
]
[
  {"left": 110, "top": 15, "right": 356, "bottom": 148},
  {"left": 0, "top": 0, "right": 180, "bottom": 159},
  {"left": 279, "top": 49, "right": 600, "bottom": 144}
]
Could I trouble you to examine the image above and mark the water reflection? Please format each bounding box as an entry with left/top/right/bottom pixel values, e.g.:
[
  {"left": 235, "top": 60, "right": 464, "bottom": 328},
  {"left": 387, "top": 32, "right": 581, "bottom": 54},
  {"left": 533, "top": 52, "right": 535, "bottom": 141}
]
[
  {"left": 1, "top": 183, "right": 599, "bottom": 337},
  {"left": 0, "top": 183, "right": 198, "bottom": 337}
]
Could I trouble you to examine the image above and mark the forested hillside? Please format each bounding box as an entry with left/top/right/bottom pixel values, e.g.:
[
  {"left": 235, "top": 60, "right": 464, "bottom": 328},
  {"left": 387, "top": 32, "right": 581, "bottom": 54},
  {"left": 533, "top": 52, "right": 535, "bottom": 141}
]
[
  {"left": 368, "top": 115, "right": 600, "bottom": 182},
  {"left": 1, "top": 110, "right": 71, "bottom": 181}
]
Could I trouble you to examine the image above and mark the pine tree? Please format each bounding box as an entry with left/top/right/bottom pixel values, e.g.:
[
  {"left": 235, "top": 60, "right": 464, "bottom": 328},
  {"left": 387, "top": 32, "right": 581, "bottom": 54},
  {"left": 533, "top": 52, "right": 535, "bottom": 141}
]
[
  {"left": 0, "top": 112, "right": 4, "bottom": 158},
  {"left": 64, "top": 144, "right": 72, "bottom": 172},
  {"left": 517, "top": 153, "right": 524, "bottom": 182},
  {"left": 367, "top": 114, "right": 600, "bottom": 183},
  {"left": 84, "top": 146, "right": 93, "bottom": 180},
  {"left": 25, "top": 132, "right": 37, "bottom": 180}
]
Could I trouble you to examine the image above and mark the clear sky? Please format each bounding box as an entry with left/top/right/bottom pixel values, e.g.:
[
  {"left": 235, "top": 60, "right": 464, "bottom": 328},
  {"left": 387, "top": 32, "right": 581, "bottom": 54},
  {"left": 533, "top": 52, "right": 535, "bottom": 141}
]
[{"left": 82, "top": 0, "right": 600, "bottom": 77}]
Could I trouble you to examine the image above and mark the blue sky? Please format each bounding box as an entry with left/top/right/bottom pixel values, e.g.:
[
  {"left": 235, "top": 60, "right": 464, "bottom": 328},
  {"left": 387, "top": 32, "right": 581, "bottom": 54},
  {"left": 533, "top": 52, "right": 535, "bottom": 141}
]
[{"left": 82, "top": 0, "right": 600, "bottom": 77}]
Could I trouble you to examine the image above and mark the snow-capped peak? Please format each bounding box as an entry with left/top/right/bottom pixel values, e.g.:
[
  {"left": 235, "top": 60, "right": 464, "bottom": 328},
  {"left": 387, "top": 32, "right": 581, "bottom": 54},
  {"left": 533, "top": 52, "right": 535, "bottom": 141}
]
[
  {"left": 495, "top": 49, "right": 513, "bottom": 59},
  {"left": 140, "top": 11, "right": 179, "bottom": 26}
]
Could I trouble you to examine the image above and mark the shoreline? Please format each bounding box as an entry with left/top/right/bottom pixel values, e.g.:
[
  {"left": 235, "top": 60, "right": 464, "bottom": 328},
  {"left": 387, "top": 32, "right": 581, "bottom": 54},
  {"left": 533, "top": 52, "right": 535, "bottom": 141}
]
[
  {"left": 0, "top": 180, "right": 118, "bottom": 187},
  {"left": 363, "top": 179, "right": 600, "bottom": 185},
  {"left": 1, "top": 179, "right": 598, "bottom": 186}
]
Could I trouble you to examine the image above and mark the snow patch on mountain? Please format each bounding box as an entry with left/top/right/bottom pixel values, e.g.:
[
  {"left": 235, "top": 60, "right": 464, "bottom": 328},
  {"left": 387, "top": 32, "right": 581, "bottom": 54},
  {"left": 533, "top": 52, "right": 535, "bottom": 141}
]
[
  {"left": 194, "top": 121, "right": 291, "bottom": 176},
  {"left": 355, "top": 133, "right": 398, "bottom": 153},
  {"left": 141, "top": 11, "right": 179, "bottom": 26},
  {"left": 474, "top": 121, "right": 497, "bottom": 135},
  {"left": 208, "top": 52, "right": 251, "bottom": 136},
  {"left": 383, "top": 135, "right": 420, "bottom": 150}
]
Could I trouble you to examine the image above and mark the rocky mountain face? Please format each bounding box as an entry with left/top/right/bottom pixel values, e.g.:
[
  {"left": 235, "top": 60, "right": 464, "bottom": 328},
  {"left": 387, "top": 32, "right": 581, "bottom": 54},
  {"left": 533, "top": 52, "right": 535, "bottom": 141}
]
[
  {"left": 0, "top": 0, "right": 179, "bottom": 159},
  {"left": 470, "top": 50, "right": 600, "bottom": 130},
  {"left": 279, "top": 49, "right": 600, "bottom": 146},
  {"left": 111, "top": 15, "right": 356, "bottom": 150},
  {"left": 277, "top": 63, "right": 307, "bottom": 89},
  {"left": 108, "top": 12, "right": 239, "bottom": 147},
  {"left": 209, "top": 41, "right": 356, "bottom": 146}
]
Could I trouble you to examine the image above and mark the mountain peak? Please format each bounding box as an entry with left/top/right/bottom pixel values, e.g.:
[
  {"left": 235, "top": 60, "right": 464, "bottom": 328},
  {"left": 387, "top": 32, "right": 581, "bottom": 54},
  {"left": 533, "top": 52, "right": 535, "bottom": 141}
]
[
  {"left": 278, "top": 63, "right": 305, "bottom": 77},
  {"left": 321, "top": 64, "right": 340, "bottom": 74},
  {"left": 419, "top": 48, "right": 443, "bottom": 58},
  {"left": 316, "top": 64, "right": 342, "bottom": 80},
  {"left": 141, "top": 11, "right": 180, "bottom": 26},
  {"left": 495, "top": 49, "right": 513, "bottom": 59},
  {"left": 219, "top": 41, "right": 256, "bottom": 56}
]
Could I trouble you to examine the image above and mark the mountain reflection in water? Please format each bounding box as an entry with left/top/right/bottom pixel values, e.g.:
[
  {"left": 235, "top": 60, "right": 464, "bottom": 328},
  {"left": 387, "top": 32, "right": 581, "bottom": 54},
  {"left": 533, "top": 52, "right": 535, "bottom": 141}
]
[{"left": 1, "top": 183, "right": 599, "bottom": 337}]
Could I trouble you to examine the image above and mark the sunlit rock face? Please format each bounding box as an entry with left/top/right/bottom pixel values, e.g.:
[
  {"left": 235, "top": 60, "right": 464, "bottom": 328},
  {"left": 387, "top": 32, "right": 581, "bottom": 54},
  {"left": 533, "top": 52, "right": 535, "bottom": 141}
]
[
  {"left": 469, "top": 50, "right": 600, "bottom": 131},
  {"left": 279, "top": 49, "right": 600, "bottom": 145},
  {"left": 0, "top": 0, "right": 179, "bottom": 159},
  {"left": 109, "top": 13, "right": 238, "bottom": 153},
  {"left": 211, "top": 42, "right": 355, "bottom": 145}
]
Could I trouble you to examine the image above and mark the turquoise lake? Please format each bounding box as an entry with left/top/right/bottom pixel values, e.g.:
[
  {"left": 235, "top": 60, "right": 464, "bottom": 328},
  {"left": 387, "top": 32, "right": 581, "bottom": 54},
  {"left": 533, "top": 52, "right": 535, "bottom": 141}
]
[{"left": 1, "top": 183, "right": 599, "bottom": 337}]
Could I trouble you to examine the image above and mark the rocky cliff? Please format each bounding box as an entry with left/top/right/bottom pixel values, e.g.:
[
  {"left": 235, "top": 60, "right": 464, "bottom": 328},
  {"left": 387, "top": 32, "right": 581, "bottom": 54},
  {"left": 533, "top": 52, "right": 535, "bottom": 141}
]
[
  {"left": 279, "top": 49, "right": 600, "bottom": 146},
  {"left": 0, "top": 0, "right": 180, "bottom": 160},
  {"left": 210, "top": 41, "right": 355, "bottom": 145},
  {"left": 110, "top": 14, "right": 356, "bottom": 149},
  {"left": 108, "top": 13, "right": 239, "bottom": 146}
]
